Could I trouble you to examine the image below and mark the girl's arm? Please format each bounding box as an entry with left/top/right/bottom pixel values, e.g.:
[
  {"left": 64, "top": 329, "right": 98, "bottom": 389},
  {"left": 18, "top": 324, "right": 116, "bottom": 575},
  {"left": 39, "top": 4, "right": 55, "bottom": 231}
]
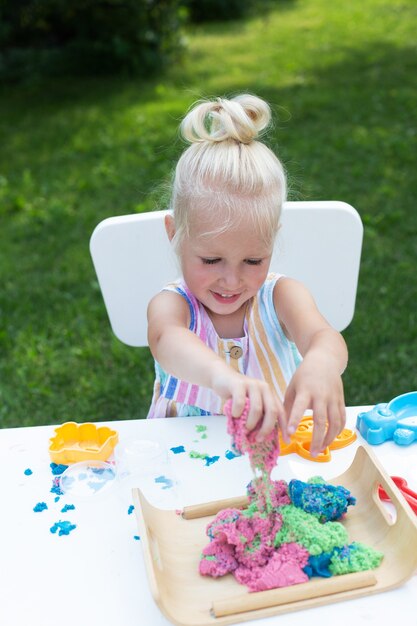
[
  {"left": 274, "top": 277, "right": 348, "bottom": 456},
  {"left": 148, "top": 290, "right": 284, "bottom": 438}
]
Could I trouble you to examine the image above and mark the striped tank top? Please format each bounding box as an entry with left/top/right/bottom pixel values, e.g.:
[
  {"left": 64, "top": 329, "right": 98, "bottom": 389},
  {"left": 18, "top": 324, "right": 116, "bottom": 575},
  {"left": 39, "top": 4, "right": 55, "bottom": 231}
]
[{"left": 147, "top": 273, "right": 301, "bottom": 418}]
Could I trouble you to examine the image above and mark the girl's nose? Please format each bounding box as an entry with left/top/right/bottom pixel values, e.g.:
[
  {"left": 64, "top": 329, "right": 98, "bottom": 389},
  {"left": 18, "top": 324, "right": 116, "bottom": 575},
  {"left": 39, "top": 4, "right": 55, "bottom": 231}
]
[{"left": 221, "top": 266, "right": 241, "bottom": 288}]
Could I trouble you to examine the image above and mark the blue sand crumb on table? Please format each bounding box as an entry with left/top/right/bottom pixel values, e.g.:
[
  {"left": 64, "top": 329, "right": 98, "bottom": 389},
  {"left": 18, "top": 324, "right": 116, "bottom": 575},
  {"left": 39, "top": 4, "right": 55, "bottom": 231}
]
[
  {"left": 51, "top": 477, "right": 64, "bottom": 496},
  {"left": 170, "top": 445, "right": 186, "bottom": 454},
  {"left": 155, "top": 475, "right": 174, "bottom": 489},
  {"left": 128, "top": 505, "right": 135, "bottom": 515},
  {"left": 50, "top": 463, "right": 68, "bottom": 475},
  {"left": 24, "top": 468, "right": 33, "bottom": 476},
  {"left": 61, "top": 504, "right": 75, "bottom": 513},
  {"left": 33, "top": 502, "right": 48, "bottom": 512},
  {"left": 225, "top": 449, "right": 240, "bottom": 460},
  {"left": 50, "top": 520, "right": 77, "bottom": 536},
  {"left": 133, "top": 535, "right": 140, "bottom": 541},
  {"left": 204, "top": 455, "right": 220, "bottom": 466},
  {"left": 189, "top": 451, "right": 220, "bottom": 466}
]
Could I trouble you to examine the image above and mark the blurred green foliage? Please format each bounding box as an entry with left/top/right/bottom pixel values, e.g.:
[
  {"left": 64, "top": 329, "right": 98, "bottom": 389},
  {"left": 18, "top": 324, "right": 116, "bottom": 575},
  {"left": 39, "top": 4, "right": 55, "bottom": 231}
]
[
  {"left": 186, "top": 0, "right": 255, "bottom": 22},
  {"left": 0, "top": 0, "right": 186, "bottom": 81}
]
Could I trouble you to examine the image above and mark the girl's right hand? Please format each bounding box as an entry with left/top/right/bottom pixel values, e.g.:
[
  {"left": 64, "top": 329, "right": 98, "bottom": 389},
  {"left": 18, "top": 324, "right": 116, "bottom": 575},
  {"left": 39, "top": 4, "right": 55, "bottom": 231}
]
[{"left": 212, "top": 371, "right": 285, "bottom": 442}]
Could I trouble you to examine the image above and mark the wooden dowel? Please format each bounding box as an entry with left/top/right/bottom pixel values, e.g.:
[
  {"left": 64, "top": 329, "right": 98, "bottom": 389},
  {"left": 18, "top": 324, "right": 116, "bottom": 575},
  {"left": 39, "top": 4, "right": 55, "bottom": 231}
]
[
  {"left": 182, "top": 495, "right": 249, "bottom": 520},
  {"left": 212, "top": 570, "right": 377, "bottom": 618}
]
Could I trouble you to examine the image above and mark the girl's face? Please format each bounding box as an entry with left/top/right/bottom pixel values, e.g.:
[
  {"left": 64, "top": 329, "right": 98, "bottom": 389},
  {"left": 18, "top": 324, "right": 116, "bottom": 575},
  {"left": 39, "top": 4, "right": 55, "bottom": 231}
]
[{"left": 167, "top": 213, "right": 272, "bottom": 318}]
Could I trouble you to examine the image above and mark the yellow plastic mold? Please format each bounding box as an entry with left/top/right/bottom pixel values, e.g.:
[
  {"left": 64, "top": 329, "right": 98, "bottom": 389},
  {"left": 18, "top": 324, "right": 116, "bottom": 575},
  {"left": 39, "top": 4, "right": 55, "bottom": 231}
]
[
  {"left": 278, "top": 415, "right": 357, "bottom": 462},
  {"left": 49, "top": 422, "right": 119, "bottom": 464}
]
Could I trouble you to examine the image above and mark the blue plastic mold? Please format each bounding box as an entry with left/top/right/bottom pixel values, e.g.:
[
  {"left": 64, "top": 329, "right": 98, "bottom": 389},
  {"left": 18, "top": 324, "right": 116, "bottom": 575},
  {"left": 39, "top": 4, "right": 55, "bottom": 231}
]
[{"left": 356, "top": 391, "right": 417, "bottom": 446}]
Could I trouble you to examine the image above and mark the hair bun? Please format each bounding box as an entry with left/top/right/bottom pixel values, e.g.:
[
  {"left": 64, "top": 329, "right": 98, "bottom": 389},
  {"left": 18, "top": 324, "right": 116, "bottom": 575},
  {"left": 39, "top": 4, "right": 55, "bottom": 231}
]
[{"left": 180, "top": 94, "right": 271, "bottom": 145}]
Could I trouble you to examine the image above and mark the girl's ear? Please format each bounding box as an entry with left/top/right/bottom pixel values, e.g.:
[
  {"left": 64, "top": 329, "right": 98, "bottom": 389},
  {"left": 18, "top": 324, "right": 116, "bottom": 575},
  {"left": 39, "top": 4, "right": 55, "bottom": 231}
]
[{"left": 164, "top": 214, "right": 176, "bottom": 242}]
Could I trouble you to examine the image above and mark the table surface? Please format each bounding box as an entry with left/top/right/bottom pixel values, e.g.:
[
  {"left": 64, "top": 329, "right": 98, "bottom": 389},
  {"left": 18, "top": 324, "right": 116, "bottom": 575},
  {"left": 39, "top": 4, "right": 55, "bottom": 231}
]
[{"left": 1, "top": 406, "right": 416, "bottom": 626}]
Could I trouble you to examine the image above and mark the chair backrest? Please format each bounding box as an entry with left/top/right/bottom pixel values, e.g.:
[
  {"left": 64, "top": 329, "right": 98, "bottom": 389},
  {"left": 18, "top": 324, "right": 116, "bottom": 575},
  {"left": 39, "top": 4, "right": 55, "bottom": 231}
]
[{"left": 90, "top": 201, "right": 363, "bottom": 347}]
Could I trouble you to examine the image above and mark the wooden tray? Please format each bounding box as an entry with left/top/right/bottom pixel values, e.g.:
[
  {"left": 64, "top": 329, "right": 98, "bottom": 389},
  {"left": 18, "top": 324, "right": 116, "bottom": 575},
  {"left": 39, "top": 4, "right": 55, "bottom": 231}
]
[{"left": 132, "top": 446, "right": 417, "bottom": 626}]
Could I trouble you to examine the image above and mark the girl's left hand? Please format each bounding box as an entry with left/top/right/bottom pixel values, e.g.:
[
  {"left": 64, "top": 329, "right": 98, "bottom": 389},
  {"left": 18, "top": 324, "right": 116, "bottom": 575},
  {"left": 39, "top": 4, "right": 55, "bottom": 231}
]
[{"left": 283, "top": 352, "right": 346, "bottom": 457}]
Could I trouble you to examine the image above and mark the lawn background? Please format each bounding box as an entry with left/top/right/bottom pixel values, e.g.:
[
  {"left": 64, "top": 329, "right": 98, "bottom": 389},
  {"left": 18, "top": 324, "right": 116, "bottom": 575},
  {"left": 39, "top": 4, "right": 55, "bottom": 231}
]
[{"left": 1, "top": 0, "right": 416, "bottom": 428}]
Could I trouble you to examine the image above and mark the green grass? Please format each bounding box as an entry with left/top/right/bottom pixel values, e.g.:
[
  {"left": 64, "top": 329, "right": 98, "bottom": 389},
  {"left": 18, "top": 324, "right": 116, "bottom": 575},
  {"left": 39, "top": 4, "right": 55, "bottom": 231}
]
[{"left": 1, "top": 0, "right": 416, "bottom": 427}]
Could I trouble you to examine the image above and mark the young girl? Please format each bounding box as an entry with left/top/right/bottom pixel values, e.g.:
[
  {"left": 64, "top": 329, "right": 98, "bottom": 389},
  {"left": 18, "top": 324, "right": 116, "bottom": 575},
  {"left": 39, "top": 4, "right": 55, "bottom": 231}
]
[{"left": 147, "top": 94, "right": 348, "bottom": 457}]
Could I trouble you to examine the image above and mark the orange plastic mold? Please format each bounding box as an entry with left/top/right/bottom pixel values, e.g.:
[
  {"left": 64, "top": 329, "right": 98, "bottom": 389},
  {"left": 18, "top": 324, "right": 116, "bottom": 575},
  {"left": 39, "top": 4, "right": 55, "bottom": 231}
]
[
  {"left": 49, "top": 422, "right": 119, "bottom": 464},
  {"left": 278, "top": 415, "right": 356, "bottom": 462}
]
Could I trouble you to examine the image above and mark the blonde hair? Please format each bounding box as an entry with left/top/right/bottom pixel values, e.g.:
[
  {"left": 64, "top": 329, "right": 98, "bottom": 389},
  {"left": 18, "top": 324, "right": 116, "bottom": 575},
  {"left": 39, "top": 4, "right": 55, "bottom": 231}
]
[{"left": 170, "top": 94, "right": 286, "bottom": 250}]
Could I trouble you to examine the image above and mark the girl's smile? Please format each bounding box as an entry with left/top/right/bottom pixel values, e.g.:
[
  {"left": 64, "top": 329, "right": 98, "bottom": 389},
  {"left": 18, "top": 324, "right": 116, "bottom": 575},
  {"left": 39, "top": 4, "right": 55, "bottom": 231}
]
[{"left": 210, "top": 291, "right": 242, "bottom": 304}]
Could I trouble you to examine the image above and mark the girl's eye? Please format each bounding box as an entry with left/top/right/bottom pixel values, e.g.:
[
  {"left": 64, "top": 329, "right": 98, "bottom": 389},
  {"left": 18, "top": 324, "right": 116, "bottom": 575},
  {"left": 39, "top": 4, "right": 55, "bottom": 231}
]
[
  {"left": 245, "top": 259, "right": 263, "bottom": 266},
  {"left": 201, "top": 258, "right": 221, "bottom": 265}
]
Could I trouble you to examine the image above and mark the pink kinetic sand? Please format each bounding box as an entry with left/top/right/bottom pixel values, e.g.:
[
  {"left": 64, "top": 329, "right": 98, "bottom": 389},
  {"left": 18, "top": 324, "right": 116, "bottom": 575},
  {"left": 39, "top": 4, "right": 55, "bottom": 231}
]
[
  {"left": 198, "top": 398, "right": 383, "bottom": 591},
  {"left": 224, "top": 398, "right": 279, "bottom": 477},
  {"left": 234, "top": 542, "right": 310, "bottom": 592}
]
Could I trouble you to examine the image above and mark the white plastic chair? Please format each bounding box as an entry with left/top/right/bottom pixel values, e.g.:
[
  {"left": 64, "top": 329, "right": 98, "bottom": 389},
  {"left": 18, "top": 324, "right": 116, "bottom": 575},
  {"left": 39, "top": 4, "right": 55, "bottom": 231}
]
[{"left": 90, "top": 201, "right": 363, "bottom": 347}]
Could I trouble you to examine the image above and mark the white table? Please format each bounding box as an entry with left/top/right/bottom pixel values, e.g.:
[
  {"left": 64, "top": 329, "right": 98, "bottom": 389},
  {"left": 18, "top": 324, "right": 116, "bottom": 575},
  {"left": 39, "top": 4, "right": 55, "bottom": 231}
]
[{"left": 0, "top": 407, "right": 416, "bottom": 626}]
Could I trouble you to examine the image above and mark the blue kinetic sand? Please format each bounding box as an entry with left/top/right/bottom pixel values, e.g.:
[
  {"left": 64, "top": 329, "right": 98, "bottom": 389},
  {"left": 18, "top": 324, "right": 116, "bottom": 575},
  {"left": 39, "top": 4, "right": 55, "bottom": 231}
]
[{"left": 356, "top": 391, "right": 417, "bottom": 446}]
